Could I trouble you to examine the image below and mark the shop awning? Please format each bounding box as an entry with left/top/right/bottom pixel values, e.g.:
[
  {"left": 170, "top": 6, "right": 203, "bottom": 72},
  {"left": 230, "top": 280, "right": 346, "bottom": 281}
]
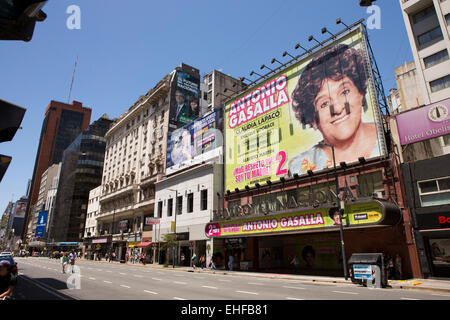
[{"left": 136, "top": 241, "right": 152, "bottom": 248}]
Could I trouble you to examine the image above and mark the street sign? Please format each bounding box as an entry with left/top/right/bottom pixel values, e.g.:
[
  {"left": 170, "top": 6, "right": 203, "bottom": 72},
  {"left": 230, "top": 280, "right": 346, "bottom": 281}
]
[{"left": 353, "top": 264, "right": 373, "bottom": 280}]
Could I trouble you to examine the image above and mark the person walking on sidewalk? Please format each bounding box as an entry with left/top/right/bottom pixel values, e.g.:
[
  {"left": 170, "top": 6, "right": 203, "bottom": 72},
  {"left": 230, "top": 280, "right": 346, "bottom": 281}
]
[
  {"left": 210, "top": 255, "right": 216, "bottom": 270},
  {"left": 395, "top": 254, "right": 402, "bottom": 280},
  {"left": 60, "top": 252, "right": 69, "bottom": 274},
  {"left": 191, "top": 252, "right": 197, "bottom": 269},
  {"left": 68, "top": 250, "right": 77, "bottom": 273},
  {"left": 228, "top": 254, "right": 234, "bottom": 271},
  {"left": 199, "top": 255, "right": 205, "bottom": 270},
  {"left": 290, "top": 255, "right": 300, "bottom": 274}
]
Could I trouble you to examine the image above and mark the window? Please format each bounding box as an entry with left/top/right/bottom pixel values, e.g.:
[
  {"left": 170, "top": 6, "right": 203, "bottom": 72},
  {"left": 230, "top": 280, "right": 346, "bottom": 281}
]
[
  {"left": 430, "top": 74, "right": 450, "bottom": 92},
  {"left": 446, "top": 13, "right": 450, "bottom": 26},
  {"left": 176, "top": 195, "right": 182, "bottom": 215},
  {"left": 417, "top": 27, "right": 443, "bottom": 48},
  {"left": 200, "top": 189, "right": 208, "bottom": 211},
  {"left": 187, "top": 193, "right": 193, "bottom": 213},
  {"left": 418, "top": 177, "right": 450, "bottom": 207},
  {"left": 443, "top": 134, "right": 450, "bottom": 146},
  {"left": 412, "top": 5, "right": 435, "bottom": 24},
  {"left": 167, "top": 198, "right": 173, "bottom": 217},
  {"left": 424, "top": 50, "right": 449, "bottom": 68}
]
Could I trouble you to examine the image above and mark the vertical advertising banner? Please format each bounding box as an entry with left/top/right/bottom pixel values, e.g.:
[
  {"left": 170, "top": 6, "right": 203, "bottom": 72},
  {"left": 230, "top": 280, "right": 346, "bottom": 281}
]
[
  {"left": 14, "top": 201, "right": 26, "bottom": 218},
  {"left": 169, "top": 71, "right": 201, "bottom": 127},
  {"left": 166, "top": 110, "right": 222, "bottom": 174},
  {"left": 225, "top": 26, "right": 386, "bottom": 191},
  {"left": 35, "top": 210, "right": 48, "bottom": 238}
]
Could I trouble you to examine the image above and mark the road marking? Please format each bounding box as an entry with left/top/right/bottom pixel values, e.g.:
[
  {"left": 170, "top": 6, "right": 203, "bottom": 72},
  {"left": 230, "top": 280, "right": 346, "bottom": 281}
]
[
  {"left": 248, "top": 282, "right": 264, "bottom": 286},
  {"left": 144, "top": 290, "right": 158, "bottom": 295},
  {"left": 174, "top": 281, "right": 187, "bottom": 285},
  {"left": 431, "top": 293, "right": 450, "bottom": 297},
  {"left": 89, "top": 277, "right": 96, "bottom": 280},
  {"left": 97, "top": 269, "right": 103, "bottom": 271},
  {"left": 283, "top": 286, "right": 306, "bottom": 290},
  {"left": 218, "top": 279, "right": 230, "bottom": 282},
  {"left": 152, "top": 278, "right": 162, "bottom": 281},
  {"left": 120, "top": 285, "right": 131, "bottom": 288},
  {"left": 103, "top": 280, "right": 112, "bottom": 284},
  {"left": 332, "top": 291, "right": 359, "bottom": 295},
  {"left": 106, "top": 270, "right": 112, "bottom": 273},
  {"left": 236, "top": 290, "right": 258, "bottom": 295},
  {"left": 400, "top": 297, "right": 420, "bottom": 300},
  {"left": 194, "top": 277, "right": 204, "bottom": 279},
  {"left": 119, "top": 273, "right": 127, "bottom": 275},
  {"left": 202, "top": 285, "right": 218, "bottom": 289},
  {"left": 173, "top": 297, "right": 186, "bottom": 300},
  {"left": 134, "top": 275, "right": 143, "bottom": 278},
  {"left": 286, "top": 297, "right": 305, "bottom": 300}
]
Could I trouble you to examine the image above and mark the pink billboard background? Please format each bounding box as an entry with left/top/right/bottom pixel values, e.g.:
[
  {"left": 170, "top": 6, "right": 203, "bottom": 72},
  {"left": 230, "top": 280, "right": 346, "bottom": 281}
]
[{"left": 395, "top": 98, "right": 450, "bottom": 145}]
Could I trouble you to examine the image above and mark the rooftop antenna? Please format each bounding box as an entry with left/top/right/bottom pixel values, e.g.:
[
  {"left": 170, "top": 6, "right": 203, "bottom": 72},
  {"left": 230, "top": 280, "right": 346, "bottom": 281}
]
[{"left": 68, "top": 55, "right": 78, "bottom": 103}]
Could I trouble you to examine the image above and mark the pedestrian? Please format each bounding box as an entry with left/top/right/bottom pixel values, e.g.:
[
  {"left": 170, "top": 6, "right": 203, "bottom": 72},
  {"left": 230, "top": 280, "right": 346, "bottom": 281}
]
[
  {"left": 139, "top": 252, "right": 144, "bottom": 264},
  {"left": 111, "top": 252, "right": 116, "bottom": 262},
  {"left": 387, "top": 254, "right": 395, "bottom": 280},
  {"left": 191, "top": 252, "right": 197, "bottom": 269},
  {"left": 210, "top": 255, "right": 216, "bottom": 270},
  {"left": 180, "top": 253, "right": 185, "bottom": 266},
  {"left": 290, "top": 255, "right": 300, "bottom": 274},
  {"left": 0, "top": 260, "right": 16, "bottom": 300},
  {"left": 199, "top": 255, "right": 205, "bottom": 270},
  {"left": 68, "top": 250, "right": 77, "bottom": 273},
  {"left": 142, "top": 253, "right": 146, "bottom": 265},
  {"left": 61, "top": 252, "right": 69, "bottom": 274},
  {"left": 228, "top": 253, "right": 234, "bottom": 271},
  {"left": 395, "top": 254, "right": 402, "bottom": 280}
]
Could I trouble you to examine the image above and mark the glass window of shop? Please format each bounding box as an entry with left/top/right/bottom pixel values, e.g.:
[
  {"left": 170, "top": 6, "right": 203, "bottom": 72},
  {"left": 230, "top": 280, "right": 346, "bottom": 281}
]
[{"left": 428, "top": 238, "right": 450, "bottom": 272}]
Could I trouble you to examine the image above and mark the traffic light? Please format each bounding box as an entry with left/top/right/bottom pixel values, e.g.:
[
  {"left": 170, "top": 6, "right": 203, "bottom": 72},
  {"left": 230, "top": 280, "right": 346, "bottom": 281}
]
[
  {"left": 0, "top": 99, "right": 26, "bottom": 143},
  {"left": 359, "top": 0, "right": 376, "bottom": 6},
  {"left": 0, "top": 0, "right": 47, "bottom": 41}
]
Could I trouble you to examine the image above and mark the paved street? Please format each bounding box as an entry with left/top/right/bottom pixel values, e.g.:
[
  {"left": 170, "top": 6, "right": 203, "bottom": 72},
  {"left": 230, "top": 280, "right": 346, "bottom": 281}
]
[{"left": 13, "top": 257, "right": 450, "bottom": 300}]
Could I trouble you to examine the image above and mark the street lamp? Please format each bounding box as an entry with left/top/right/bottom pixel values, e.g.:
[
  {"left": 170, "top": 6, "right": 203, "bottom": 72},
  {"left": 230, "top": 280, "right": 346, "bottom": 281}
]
[
  {"left": 329, "top": 144, "right": 349, "bottom": 280},
  {"left": 167, "top": 188, "right": 178, "bottom": 268}
]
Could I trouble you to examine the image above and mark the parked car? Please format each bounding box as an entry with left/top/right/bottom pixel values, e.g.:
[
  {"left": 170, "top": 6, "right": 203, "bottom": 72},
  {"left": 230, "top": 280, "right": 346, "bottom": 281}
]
[{"left": 0, "top": 255, "right": 17, "bottom": 275}]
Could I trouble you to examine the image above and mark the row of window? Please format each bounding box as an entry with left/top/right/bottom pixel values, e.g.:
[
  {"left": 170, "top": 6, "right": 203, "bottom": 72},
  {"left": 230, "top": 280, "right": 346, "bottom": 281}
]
[
  {"left": 418, "top": 176, "right": 450, "bottom": 207},
  {"left": 156, "top": 189, "right": 208, "bottom": 218}
]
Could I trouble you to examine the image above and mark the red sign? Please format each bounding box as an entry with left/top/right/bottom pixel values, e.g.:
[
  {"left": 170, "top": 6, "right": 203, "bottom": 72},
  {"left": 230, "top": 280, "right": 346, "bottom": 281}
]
[
  {"left": 145, "top": 217, "right": 160, "bottom": 225},
  {"left": 439, "top": 216, "right": 450, "bottom": 224}
]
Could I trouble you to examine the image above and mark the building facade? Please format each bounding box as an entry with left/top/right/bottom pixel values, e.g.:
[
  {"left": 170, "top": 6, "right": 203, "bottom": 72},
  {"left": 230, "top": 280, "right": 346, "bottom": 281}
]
[
  {"left": 49, "top": 115, "right": 112, "bottom": 242},
  {"left": 23, "top": 100, "right": 91, "bottom": 240}
]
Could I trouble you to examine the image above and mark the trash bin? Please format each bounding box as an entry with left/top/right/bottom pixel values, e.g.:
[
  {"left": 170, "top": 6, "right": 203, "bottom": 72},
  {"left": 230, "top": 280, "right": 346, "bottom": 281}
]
[{"left": 348, "top": 253, "right": 387, "bottom": 288}]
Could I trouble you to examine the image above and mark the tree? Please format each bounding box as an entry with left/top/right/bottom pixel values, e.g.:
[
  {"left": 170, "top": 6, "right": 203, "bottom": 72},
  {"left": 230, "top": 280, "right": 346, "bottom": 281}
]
[{"left": 159, "top": 234, "right": 176, "bottom": 265}]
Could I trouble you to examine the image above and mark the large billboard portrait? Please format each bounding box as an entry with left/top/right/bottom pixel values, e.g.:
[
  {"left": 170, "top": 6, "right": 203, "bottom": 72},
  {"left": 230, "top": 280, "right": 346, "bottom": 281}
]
[
  {"left": 169, "top": 71, "right": 200, "bottom": 127},
  {"left": 166, "top": 110, "right": 223, "bottom": 174},
  {"left": 225, "top": 26, "right": 386, "bottom": 191},
  {"left": 14, "top": 201, "right": 27, "bottom": 218}
]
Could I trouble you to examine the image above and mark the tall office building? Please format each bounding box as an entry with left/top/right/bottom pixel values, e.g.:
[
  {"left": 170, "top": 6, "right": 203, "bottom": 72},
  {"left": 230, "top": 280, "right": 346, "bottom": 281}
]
[
  {"left": 23, "top": 100, "right": 91, "bottom": 240},
  {"left": 49, "top": 115, "right": 113, "bottom": 242}
]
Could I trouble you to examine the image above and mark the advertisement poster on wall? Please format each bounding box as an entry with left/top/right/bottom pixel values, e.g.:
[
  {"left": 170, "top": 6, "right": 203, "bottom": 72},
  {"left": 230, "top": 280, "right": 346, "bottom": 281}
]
[
  {"left": 35, "top": 210, "right": 48, "bottom": 238},
  {"left": 14, "top": 201, "right": 26, "bottom": 218},
  {"left": 169, "top": 71, "right": 200, "bottom": 127},
  {"left": 166, "top": 110, "right": 222, "bottom": 174},
  {"left": 224, "top": 26, "right": 386, "bottom": 191}
]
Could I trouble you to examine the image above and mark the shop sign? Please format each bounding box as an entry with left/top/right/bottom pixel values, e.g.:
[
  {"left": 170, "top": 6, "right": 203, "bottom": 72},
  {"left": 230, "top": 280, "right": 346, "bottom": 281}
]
[
  {"left": 92, "top": 238, "right": 109, "bottom": 244},
  {"left": 128, "top": 241, "right": 140, "bottom": 248},
  {"left": 439, "top": 216, "right": 450, "bottom": 225},
  {"left": 145, "top": 217, "right": 160, "bottom": 225},
  {"left": 353, "top": 264, "right": 373, "bottom": 280},
  {"left": 206, "top": 201, "right": 383, "bottom": 238},
  {"left": 219, "top": 184, "right": 363, "bottom": 221},
  {"left": 119, "top": 220, "right": 129, "bottom": 231}
]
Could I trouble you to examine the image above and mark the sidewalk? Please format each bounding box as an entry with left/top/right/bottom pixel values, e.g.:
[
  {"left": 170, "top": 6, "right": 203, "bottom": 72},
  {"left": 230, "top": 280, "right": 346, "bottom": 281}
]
[{"left": 81, "top": 258, "right": 450, "bottom": 294}]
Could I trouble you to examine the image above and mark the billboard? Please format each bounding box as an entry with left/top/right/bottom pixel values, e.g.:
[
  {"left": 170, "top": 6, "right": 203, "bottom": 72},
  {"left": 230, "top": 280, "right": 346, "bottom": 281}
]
[
  {"left": 206, "top": 201, "right": 383, "bottom": 238},
  {"left": 224, "top": 26, "right": 386, "bottom": 191},
  {"left": 166, "top": 110, "right": 223, "bottom": 174},
  {"left": 35, "top": 210, "right": 48, "bottom": 238},
  {"left": 14, "top": 201, "right": 26, "bottom": 218},
  {"left": 395, "top": 98, "right": 450, "bottom": 145},
  {"left": 169, "top": 71, "right": 201, "bottom": 127}
]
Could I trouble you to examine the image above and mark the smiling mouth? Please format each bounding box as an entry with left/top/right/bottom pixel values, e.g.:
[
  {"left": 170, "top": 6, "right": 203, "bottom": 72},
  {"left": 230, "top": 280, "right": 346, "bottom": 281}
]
[{"left": 331, "top": 114, "right": 350, "bottom": 125}]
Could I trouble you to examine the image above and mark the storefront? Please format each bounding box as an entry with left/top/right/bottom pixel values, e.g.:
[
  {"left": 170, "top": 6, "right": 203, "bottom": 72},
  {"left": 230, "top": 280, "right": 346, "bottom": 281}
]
[
  {"left": 402, "top": 154, "right": 450, "bottom": 278},
  {"left": 207, "top": 199, "right": 406, "bottom": 276}
]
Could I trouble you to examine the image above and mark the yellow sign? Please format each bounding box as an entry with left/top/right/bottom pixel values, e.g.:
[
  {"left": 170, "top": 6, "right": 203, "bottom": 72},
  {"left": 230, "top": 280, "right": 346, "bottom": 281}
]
[
  {"left": 128, "top": 241, "right": 140, "bottom": 248},
  {"left": 171, "top": 221, "right": 176, "bottom": 232},
  {"left": 225, "top": 26, "right": 385, "bottom": 191},
  {"left": 206, "top": 202, "right": 383, "bottom": 237}
]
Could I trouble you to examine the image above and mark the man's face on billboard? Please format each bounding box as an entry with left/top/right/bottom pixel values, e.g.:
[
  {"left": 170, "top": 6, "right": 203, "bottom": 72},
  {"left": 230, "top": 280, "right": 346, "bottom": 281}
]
[
  {"left": 175, "top": 91, "right": 185, "bottom": 105},
  {"left": 332, "top": 211, "right": 341, "bottom": 225},
  {"left": 313, "top": 76, "right": 364, "bottom": 146}
]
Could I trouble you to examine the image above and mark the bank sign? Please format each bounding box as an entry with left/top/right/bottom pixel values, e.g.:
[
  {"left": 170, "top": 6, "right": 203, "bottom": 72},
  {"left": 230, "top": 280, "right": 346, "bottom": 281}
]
[
  {"left": 206, "top": 201, "right": 383, "bottom": 237},
  {"left": 35, "top": 210, "right": 48, "bottom": 238},
  {"left": 396, "top": 98, "right": 450, "bottom": 145}
]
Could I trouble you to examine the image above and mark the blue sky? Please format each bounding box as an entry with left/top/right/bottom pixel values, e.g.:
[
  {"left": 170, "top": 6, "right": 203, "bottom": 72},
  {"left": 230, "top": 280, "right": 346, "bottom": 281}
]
[{"left": 0, "top": 0, "right": 412, "bottom": 213}]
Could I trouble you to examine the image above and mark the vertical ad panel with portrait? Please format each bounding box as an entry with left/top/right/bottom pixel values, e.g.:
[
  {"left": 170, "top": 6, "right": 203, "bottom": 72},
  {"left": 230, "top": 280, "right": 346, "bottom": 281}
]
[
  {"left": 169, "top": 71, "right": 201, "bottom": 127},
  {"left": 225, "top": 26, "right": 386, "bottom": 191}
]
